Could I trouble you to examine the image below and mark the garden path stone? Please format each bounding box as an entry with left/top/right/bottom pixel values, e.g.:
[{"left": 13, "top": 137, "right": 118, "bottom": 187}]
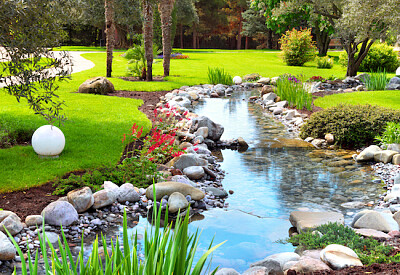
[
  {"left": 351, "top": 210, "right": 399, "bottom": 232},
  {"left": 118, "top": 183, "right": 140, "bottom": 203},
  {"left": 167, "top": 153, "right": 208, "bottom": 171},
  {"left": 146, "top": 181, "right": 205, "bottom": 200},
  {"left": 356, "top": 145, "right": 382, "bottom": 161},
  {"left": 320, "top": 244, "right": 362, "bottom": 270},
  {"left": 215, "top": 268, "right": 240, "bottom": 275},
  {"left": 92, "top": 189, "right": 117, "bottom": 209},
  {"left": 289, "top": 211, "right": 344, "bottom": 232},
  {"left": 286, "top": 256, "right": 331, "bottom": 273},
  {"left": 189, "top": 116, "right": 224, "bottom": 141},
  {"left": 25, "top": 215, "right": 43, "bottom": 227},
  {"left": 0, "top": 213, "right": 23, "bottom": 236},
  {"left": 0, "top": 231, "right": 16, "bottom": 261},
  {"left": 41, "top": 201, "right": 78, "bottom": 227},
  {"left": 374, "top": 150, "right": 398, "bottom": 163},
  {"left": 168, "top": 192, "right": 189, "bottom": 213},
  {"left": 67, "top": 187, "right": 94, "bottom": 213},
  {"left": 183, "top": 166, "right": 205, "bottom": 180}
]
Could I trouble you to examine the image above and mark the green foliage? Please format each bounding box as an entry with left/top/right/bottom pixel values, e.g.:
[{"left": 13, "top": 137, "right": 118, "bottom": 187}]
[
  {"left": 125, "top": 43, "right": 161, "bottom": 78},
  {"left": 275, "top": 74, "right": 312, "bottom": 110},
  {"left": 0, "top": 120, "right": 34, "bottom": 148},
  {"left": 283, "top": 222, "right": 399, "bottom": 265},
  {"left": 279, "top": 28, "right": 316, "bottom": 66},
  {"left": 339, "top": 43, "right": 400, "bottom": 73},
  {"left": 300, "top": 104, "right": 400, "bottom": 147},
  {"left": 364, "top": 70, "right": 390, "bottom": 91},
  {"left": 375, "top": 122, "right": 400, "bottom": 146},
  {"left": 8, "top": 199, "right": 223, "bottom": 274},
  {"left": 207, "top": 67, "right": 233, "bottom": 85},
  {"left": 316, "top": 56, "right": 333, "bottom": 69},
  {"left": 53, "top": 156, "right": 160, "bottom": 195}
]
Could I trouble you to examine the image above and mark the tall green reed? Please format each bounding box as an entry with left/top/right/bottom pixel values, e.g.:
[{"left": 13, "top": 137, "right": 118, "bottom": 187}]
[
  {"left": 364, "top": 70, "right": 389, "bottom": 91},
  {"left": 207, "top": 67, "right": 233, "bottom": 85},
  {"left": 275, "top": 75, "right": 313, "bottom": 111}
]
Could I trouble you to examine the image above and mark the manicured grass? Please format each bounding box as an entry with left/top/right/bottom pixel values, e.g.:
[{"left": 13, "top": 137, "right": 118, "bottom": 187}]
[{"left": 314, "top": 90, "right": 400, "bottom": 110}]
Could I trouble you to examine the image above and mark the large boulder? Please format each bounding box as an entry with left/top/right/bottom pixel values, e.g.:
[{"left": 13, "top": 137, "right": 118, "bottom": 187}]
[
  {"left": 0, "top": 231, "right": 16, "bottom": 261},
  {"left": 189, "top": 116, "right": 224, "bottom": 141},
  {"left": 92, "top": 189, "right": 117, "bottom": 209},
  {"left": 320, "top": 244, "right": 362, "bottom": 270},
  {"left": 351, "top": 210, "right": 399, "bottom": 233},
  {"left": 374, "top": 150, "right": 398, "bottom": 163},
  {"left": 356, "top": 145, "right": 382, "bottom": 161},
  {"left": 78, "top": 77, "right": 115, "bottom": 95},
  {"left": 41, "top": 201, "right": 79, "bottom": 227},
  {"left": 67, "top": 187, "right": 94, "bottom": 213},
  {"left": 0, "top": 212, "right": 23, "bottom": 236},
  {"left": 118, "top": 183, "right": 140, "bottom": 203},
  {"left": 168, "top": 192, "right": 189, "bottom": 213},
  {"left": 289, "top": 211, "right": 344, "bottom": 232},
  {"left": 167, "top": 153, "right": 208, "bottom": 171},
  {"left": 146, "top": 181, "right": 205, "bottom": 201}
]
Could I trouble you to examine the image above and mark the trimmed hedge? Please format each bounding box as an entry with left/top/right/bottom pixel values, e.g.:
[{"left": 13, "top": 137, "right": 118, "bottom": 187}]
[{"left": 300, "top": 104, "right": 400, "bottom": 148}]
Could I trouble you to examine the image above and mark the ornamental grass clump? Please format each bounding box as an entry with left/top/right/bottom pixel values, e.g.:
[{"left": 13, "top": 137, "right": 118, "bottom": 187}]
[
  {"left": 279, "top": 28, "right": 316, "bottom": 66},
  {"left": 275, "top": 74, "right": 312, "bottom": 111},
  {"left": 375, "top": 121, "right": 400, "bottom": 147},
  {"left": 364, "top": 70, "right": 389, "bottom": 91},
  {"left": 316, "top": 56, "right": 333, "bottom": 69},
  {"left": 7, "top": 192, "right": 224, "bottom": 275},
  {"left": 207, "top": 67, "right": 233, "bottom": 85},
  {"left": 300, "top": 104, "right": 400, "bottom": 148}
]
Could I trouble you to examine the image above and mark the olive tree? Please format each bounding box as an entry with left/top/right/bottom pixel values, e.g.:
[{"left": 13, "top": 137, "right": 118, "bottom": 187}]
[{"left": 0, "top": 0, "right": 71, "bottom": 123}]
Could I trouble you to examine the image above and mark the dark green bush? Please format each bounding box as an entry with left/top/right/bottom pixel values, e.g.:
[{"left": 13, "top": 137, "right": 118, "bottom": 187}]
[
  {"left": 282, "top": 223, "right": 399, "bottom": 265},
  {"left": 300, "top": 104, "right": 400, "bottom": 148},
  {"left": 0, "top": 121, "right": 34, "bottom": 148},
  {"left": 339, "top": 43, "right": 400, "bottom": 73},
  {"left": 53, "top": 156, "right": 161, "bottom": 195}
]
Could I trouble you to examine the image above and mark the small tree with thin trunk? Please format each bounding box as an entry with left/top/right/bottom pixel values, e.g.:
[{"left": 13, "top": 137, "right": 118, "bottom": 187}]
[{"left": 105, "top": 0, "right": 116, "bottom": 77}]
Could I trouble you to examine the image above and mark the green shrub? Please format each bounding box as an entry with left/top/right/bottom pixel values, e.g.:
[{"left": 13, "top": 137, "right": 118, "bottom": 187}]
[
  {"left": 279, "top": 28, "right": 316, "bottom": 66},
  {"left": 282, "top": 223, "right": 399, "bottom": 265},
  {"left": 53, "top": 156, "right": 161, "bottom": 195},
  {"left": 125, "top": 43, "right": 161, "bottom": 78},
  {"left": 275, "top": 74, "right": 312, "bottom": 111},
  {"left": 339, "top": 43, "right": 400, "bottom": 73},
  {"left": 375, "top": 121, "right": 400, "bottom": 146},
  {"left": 300, "top": 104, "right": 400, "bottom": 147},
  {"left": 7, "top": 201, "right": 224, "bottom": 275},
  {"left": 0, "top": 120, "right": 34, "bottom": 148},
  {"left": 364, "top": 70, "right": 389, "bottom": 91},
  {"left": 316, "top": 56, "right": 333, "bottom": 69},
  {"left": 207, "top": 67, "right": 233, "bottom": 85}
]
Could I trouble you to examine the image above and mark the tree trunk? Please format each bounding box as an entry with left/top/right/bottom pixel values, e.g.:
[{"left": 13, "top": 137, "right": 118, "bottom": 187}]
[
  {"left": 245, "top": 36, "right": 248, "bottom": 49},
  {"left": 159, "top": 0, "right": 175, "bottom": 77},
  {"left": 180, "top": 23, "right": 183, "bottom": 49},
  {"left": 105, "top": 0, "right": 115, "bottom": 77},
  {"left": 343, "top": 38, "right": 375, "bottom": 76},
  {"left": 237, "top": 7, "right": 242, "bottom": 50},
  {"left": 143, "top": 0, "right": 154, "bottom": 81},
  {"left": 314, "top": 24, "right": 330, "bottom": 56},
  {"left": 193, "top": 24, "right": 197, "bottom": 49}
]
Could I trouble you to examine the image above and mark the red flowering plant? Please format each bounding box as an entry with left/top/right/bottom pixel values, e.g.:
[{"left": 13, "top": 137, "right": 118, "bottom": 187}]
[{"left": 152, "top": 103, "right": 190, "bottom": 133}]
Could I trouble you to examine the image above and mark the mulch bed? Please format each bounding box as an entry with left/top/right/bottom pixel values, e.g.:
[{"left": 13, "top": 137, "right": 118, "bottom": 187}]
[{"left": 0, "top": 90, "right": 169, "bottom": 220}]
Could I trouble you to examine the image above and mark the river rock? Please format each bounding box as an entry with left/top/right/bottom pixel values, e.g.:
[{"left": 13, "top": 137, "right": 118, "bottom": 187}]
[
  {"left": 195, "top": 127, "right": 209, "bottom": 139},
  {"left": 78, "top": 77, "right": 115, "bottom": 95},
  {"left": 168, "top": 192, "right": 189, "bottom": 213},
  {"left": 183, "top": 166, "right": 205, "bottom": 180},
  {"left": 351, "top": 210, "right": 399, "bottom": 233},
  {"left": 287, "top": 256, "right": 331, "bottom": 273},
  {"left": 215, "top": 268, "right": 240, "bottom": 275},
  {"left": 238, "top": 137, "right": 249, "bottom": 150},
  {"left": 354, "top": 228, "right": 392, "bottom": 239},
  {"left": 320, "top": 244, "right": 362, "bottom": 270},
  {"left": 242, "top": 266, "right": 270, "bottom": 275},
  {"left": 258, "top": 78, "right": 271, "bottom": 85},
  {"left": 167, "top": 153, "right": 208, "bottom": 171},
  {"left": 272, "top": 107, "right": 283, "bottom": 115},
  {"left": 40, "top": 232, "right": 60, "bottom": 246},
  {"left": 0, "top": 213, "right": 23, "bottom": 236},
  {"left": 205, "top": 187, "right": 228, "bottom": 198},
  {"left": 104, "top": 181, "right": 121, "bottom": 197},
  {"left": 146, "top": 181, "right": 205, "bottom": 200},
  {"left": 356, "top": 145, "right": 382, "bottom": 161},
  {"left": 233, "top": 76, "right": 242, "bottom": 84},
  {"left": 311, "top": 139, "right": 325, "bottom": 148},
  {"left": 325, "top": 134, "right": 334, "bottom": 144},
  {"left": 170, "top": 175, "right": 196, "bottom": 187},
  {"left": 388, "top": 144, "right": 400, "bottom": 153},
  {"left": 252, "top": 252, "right": 300, "bottom": 272},
  {"left": 188, "top": 91, "right": 199, "bottom": 101},
  {"left": 374, "top": 150, "right": 398, "bottom": 163},
  {"left": 41, "top": 201, "right": 78, "bottom": 227},
  {"left": 262, "top": 92, "right": 277, "bottom": 102},
  {"left": 92, "top": 189, "right": 117, "bottom": 209},
  {"left": 189, "top": 116, "right": 224, "bottom": 141},
  {"left": 250, "top": 258, "right": 282, "bottom": 274},
  {"left": 67, "top": 187, "right": 94, "bottom": 213},
  {"left": 0, "top": 231, "right": 16, "bottom": 261},
  {"left": 25, "top": 215, "right": 43, "bottom": 227},
  {"left": 118, "top": 183, "right": 140, "bottom": 203},
  {"left": 289, "top": 211, "right": 344, "bottom": 232},
  {"left": 393, "top": 154, "right": 400, "bottom": 165}
]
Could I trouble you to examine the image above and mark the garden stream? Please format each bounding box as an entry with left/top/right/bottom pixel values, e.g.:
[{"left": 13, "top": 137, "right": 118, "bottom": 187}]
[{"left": 122, "top": 90, "right": 380, "bottom": 273}]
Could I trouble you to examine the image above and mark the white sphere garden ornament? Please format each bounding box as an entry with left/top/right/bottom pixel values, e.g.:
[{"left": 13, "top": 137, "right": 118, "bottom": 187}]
[
  {"left": 233, "top": 76, "right": 242, "bottom": 84},
  {"left": 32, "top": 125, "right": 65, "bottom": 157},
  {"left": 396, "top": 66, "right": 400, "bottom": 76}
]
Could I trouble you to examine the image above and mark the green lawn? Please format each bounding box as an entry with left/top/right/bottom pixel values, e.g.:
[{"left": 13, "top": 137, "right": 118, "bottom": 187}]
[
  {"left": 314, "top": 90, "right": 400, "bottom": 110},
  {"left": 0, "top": 48, "right": 385, "bottom": 192}
]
